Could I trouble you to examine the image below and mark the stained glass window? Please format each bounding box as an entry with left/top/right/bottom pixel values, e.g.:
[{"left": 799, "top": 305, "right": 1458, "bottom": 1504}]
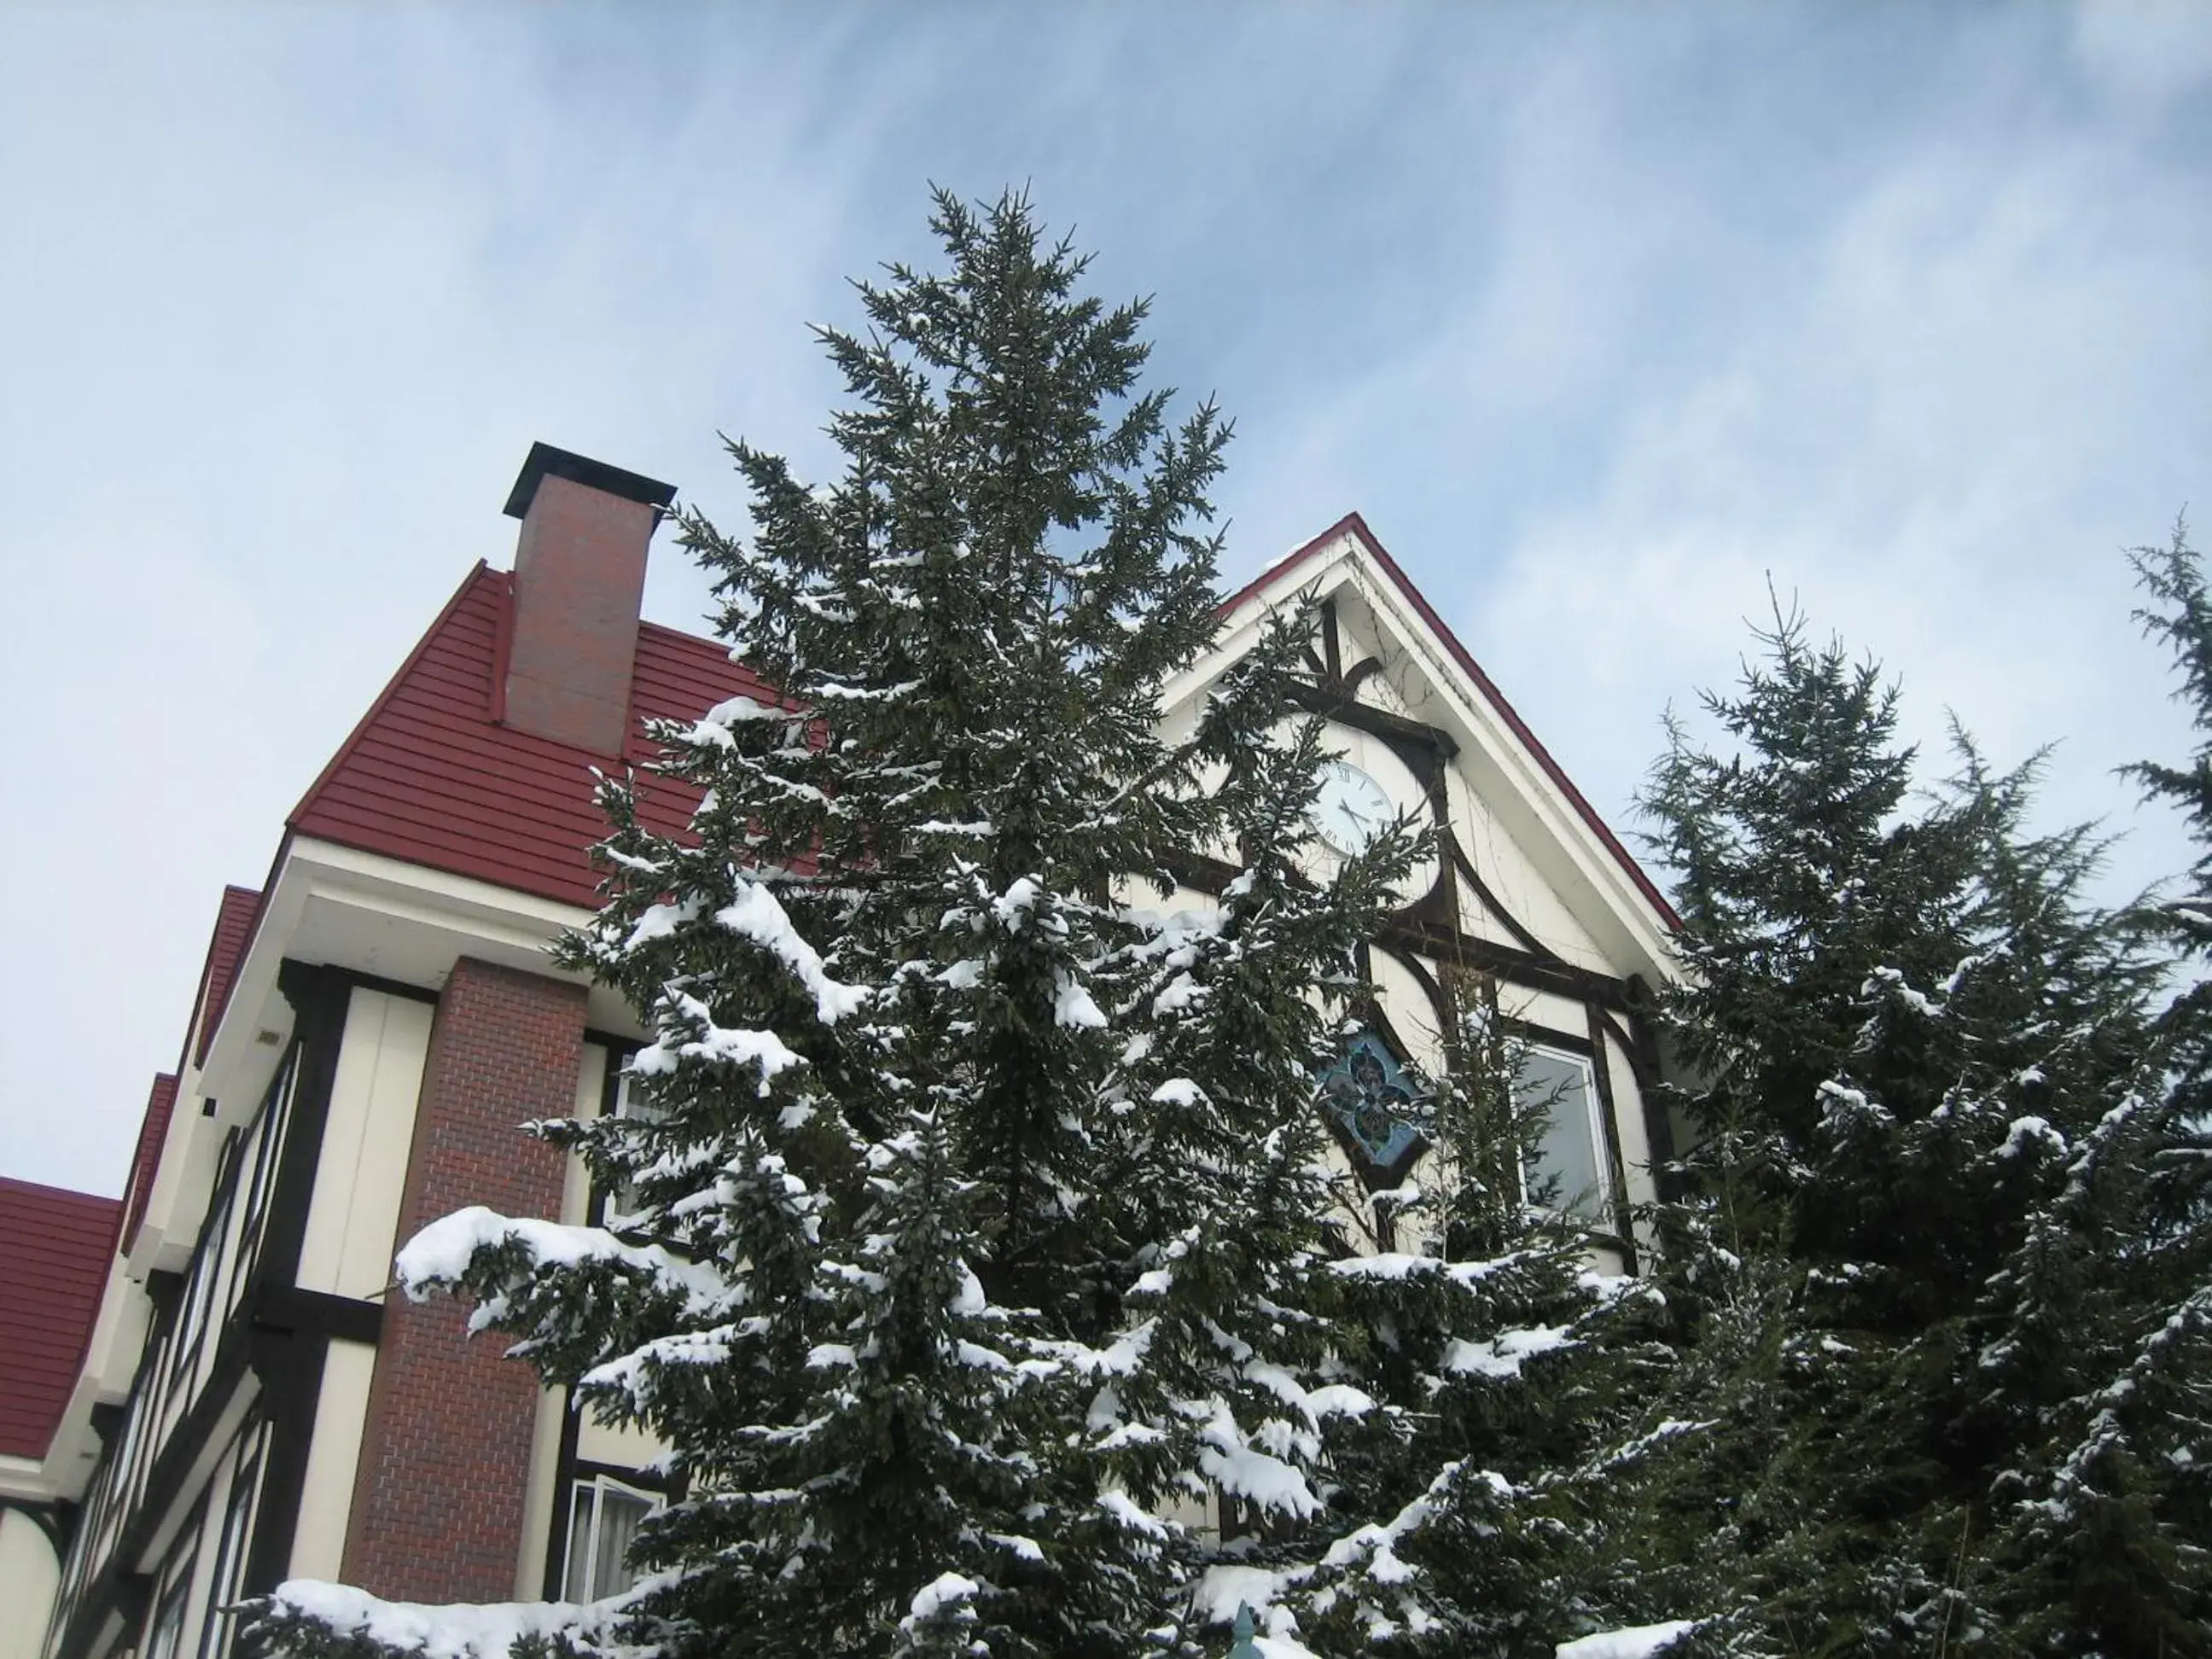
[{"left": 1315, "top": 1029, "right": 1424, "bottom": 1173}]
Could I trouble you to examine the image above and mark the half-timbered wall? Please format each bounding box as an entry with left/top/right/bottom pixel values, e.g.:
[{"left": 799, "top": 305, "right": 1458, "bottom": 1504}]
[
  {"left": 530, "top": 1042, "right": 678, "bottom": 1603},
  {"left": 45, "top": 1029, "right": 300, "bottom": 1659},
  {"left": 40, "top": 966, "right": 451, "bottom": 1659},
  {"left": 1164, "top": 561, "right": 1678, "bottom": 1264}
]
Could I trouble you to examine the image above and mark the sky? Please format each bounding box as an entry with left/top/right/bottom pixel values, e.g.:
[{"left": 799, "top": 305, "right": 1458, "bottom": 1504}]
[{"left": 3, "top": 1, "right": 2207, "bottom": 1195}]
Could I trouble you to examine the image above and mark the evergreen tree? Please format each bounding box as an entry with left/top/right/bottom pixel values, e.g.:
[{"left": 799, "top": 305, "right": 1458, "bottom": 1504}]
[
  {"left": 1974, "top": 521, "right": 2212, "bottom": 1652},
  {"left": 1608, "top": 603, "right": 2159, "bottom": 1653},
  {"left": 247, "top": 189, "right": 1423, "bottom": 1659}
]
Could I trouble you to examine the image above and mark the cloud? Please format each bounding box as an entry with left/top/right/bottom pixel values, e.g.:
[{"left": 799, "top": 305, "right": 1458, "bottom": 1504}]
[
  {"left": 0, "top": 7, "right": 875, "bottom": 1190},
  {"left": 2071, "top": 0, "right": 2212, "bottom": 102},
  {"left": 1475, "top": 100, "right": 2208, "bottom": 892},
  {"left": 0, "top": 2, "right": 2204, "bottom": 1190},
  {"left": 1214, "top": 6, "right": 2208, "bottom": 900}
]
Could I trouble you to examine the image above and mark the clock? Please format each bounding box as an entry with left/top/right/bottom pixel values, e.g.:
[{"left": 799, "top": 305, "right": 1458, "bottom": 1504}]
[{"left": 1312, "top": 759, "right": 1394, "bottom": 854}]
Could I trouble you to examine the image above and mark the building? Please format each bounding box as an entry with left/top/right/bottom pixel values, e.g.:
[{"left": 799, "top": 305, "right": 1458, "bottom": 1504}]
[
  {"left": 0, "top": 445, "right": 1680, "bottom": 1658},
  {"left": 0, "top": 1178, "right": 122, "bottom": 1658}
]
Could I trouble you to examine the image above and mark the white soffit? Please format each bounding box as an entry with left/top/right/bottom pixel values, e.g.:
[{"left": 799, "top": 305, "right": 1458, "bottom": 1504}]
[{"left": 197, "top": 835, "right": 643, "bottom": 1126}]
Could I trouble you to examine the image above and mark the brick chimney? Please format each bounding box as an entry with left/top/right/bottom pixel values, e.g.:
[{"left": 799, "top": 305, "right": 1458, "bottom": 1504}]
[{"left": 497, "top": 442, "right": 677, "bottom": 755}]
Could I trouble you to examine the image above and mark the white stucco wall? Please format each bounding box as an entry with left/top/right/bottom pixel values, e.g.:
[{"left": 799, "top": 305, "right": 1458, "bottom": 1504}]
[
  {"left": 0, "top": 1508, "right": 58, "bottom": 1659},
  {"left": 290, "top": 1338, "right": 375, "bottom": 1581},
  {"left": 297, "top": 989, "right": 434, "bottom": 1300}
]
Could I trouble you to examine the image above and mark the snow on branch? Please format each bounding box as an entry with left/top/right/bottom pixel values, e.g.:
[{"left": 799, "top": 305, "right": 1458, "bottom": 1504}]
[
  {"left": 715, "top": 880, "right": 870, "bottom": 1023},
  {"left": 1192, "top": 1565, "right": 1322, "bottom": 1659},
  {"left": 630, "top": 990, "right": 806, "bottom": 1095},
  {"left": 396, "top": 1207, "right": 732, "bottom": 1318},
  {"left": 1555, "top": 1620, "right": 1703, "bottom": 1659},
  {"left": 1441, "top": 1324, "right": 1578, "bottom": 1380},
  {"left": 1193, "top": 1400, "right": 1321, "bottom": 1517},
  {"left": 246, "top": 1576, "right": 654, "bottom": 1659},
  {"left": 1327, "top": 1249, "right": 1539, "bottom": 1285}
]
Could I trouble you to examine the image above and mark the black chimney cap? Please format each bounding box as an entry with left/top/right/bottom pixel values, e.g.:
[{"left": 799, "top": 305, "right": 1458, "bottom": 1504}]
[{"left": 504, "top": 441, "right": 677, "bottom": 521}]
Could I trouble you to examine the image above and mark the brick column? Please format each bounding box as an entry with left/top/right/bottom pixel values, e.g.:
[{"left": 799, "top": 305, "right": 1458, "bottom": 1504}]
[{"left": 343, "top": 957, "right": 585, "bottom": 1602}]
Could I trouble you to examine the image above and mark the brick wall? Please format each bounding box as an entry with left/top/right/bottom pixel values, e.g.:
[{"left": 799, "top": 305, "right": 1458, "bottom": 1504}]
[{"left": 342, "top": 956, "right": 585, "bottom": 1601}]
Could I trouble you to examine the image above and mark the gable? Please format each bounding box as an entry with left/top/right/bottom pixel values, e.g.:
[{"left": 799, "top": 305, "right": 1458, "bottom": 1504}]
[{"left": 1184, "top": 515, "right": 1678, "bottom": 987}]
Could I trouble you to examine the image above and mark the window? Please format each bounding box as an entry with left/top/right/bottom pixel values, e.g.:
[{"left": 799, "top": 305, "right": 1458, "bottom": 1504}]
[
  {"left": 230, "top": 1054, "right": 296, "bottom": 1303},
  {"left": 1516, "top": 1045, "right": 1610, "bottom": 1221},
  {"left": 602, "top": 1068, "right": 667, "bottom": 1232},
  {"left": 1313, "top": 1028, "right": 1426, "bottom": 1180},
  {"left": 197, "top": 1430, "right": 264, "bottom": 1659},
  {"left": 562, "top": 1476, "right": 657, "bottom": 1602},
  {"left": 143, "top": 1552, "right": 194, "bottom": 1659},
  {"left": 171, "top": 1160, "right": 234, "bottom": 1386}
]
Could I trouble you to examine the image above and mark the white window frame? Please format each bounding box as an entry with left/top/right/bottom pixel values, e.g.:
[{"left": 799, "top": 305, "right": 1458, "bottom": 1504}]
[
  {"left": 196, "top": 1424, "right": 267, "bottom": 1659},
  {"left": 602, "top": 1066, "right": 672, "bottom": 1233},
  {"left": 562, "top": 1473, "right": 661, "bottom": 1603},
  {"left": 1516, "top": 1042, "right": 1611, "bottom": 1221},
  {"left": 143, "top": 1534, "right": 196, "bottom": 1659}
]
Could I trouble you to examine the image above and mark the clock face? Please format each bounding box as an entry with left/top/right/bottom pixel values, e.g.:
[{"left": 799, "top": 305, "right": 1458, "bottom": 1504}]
[{"left": 1312, "top": 759, "right": 1394, "bottom": 854}]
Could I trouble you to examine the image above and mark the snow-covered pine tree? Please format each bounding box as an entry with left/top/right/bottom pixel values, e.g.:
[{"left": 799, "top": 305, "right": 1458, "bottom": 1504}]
[
  {"left": 247, "top": 189, "right": 1426, "bottom": 1659},
  {"left": 1049, "top": 686, "right": 1429, "bottom": 1646},
  {"left": 1609, "top": 603, "right": 2157, "bottom": 1653},
  {"left": 1972, "top": 521, "right": 2212, "bottom": 1652}
]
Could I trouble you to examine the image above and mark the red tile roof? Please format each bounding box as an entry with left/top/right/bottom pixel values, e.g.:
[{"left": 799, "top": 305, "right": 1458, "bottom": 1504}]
[
  {"left": 287, "top": 538, "right": 1665, "bottom": 934},
  {"left": 0, "top": 1179, "right": 119, "bottom": 1460},
  {"left": 289, "top": 565, "right": 771, "bottom": 912},
  {"left": 1221, "top": 513, "right": 1680, "bottom": 932},
  {"left": 119, "top": 1074, "right": 178, "bottom": 1250},
  {"left": 190, "top": 886, "right": 263, "bottom": 1069},
  {"left": 105, "top": 891, "right": 264, "bottom": 1268}
]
